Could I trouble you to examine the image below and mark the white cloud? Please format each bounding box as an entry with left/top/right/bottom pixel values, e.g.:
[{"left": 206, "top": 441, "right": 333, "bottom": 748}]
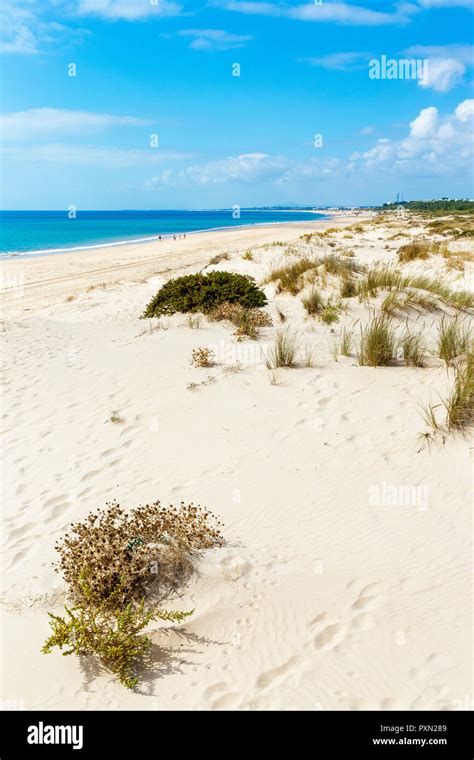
[
  {"left": 360, "top": 126, "right": 375, "bottom": 136},
  {"left": 350, "top": 99, "right": 474, "bottom": 177},
  {"left": 177, "top": 29, "right": 253, "bottom": 51},
  {"left": 304, "top": 51, "right": 369, "bottom": 70},
  {"left": 455, "top": 99, "right": 474, "bottom": 121},
  {"left": 417, "top": 0, "right": 473, "bottom": 8},
  {"left": 419, "top": 58, "right": 465, "bottom": 92},
  {"left": 74, "top": 0, "right": 183, "bottom": 20},
  {"left": 148, "top": 152, "right": 290, "bottom": 186},
  {"left": 0, "top": 1, "right": 93, "bottom": 55},
  {"left": 3, "top": 143, "right": 193, "bottom": 167},
  {"left": 409, "top": 106, "right": 438, "bottom": 138},
  {"left": 406, "top": 44, "right": 473, "bottom": 63},
  {"left": 216, "top": 1, "right": 418, "bottom": 25},
  {"left": 403, "top": 44, "right": 473, "bottom": 92},
  {"left": 0, "top": 108, "right": 150, "bottom": 139}
]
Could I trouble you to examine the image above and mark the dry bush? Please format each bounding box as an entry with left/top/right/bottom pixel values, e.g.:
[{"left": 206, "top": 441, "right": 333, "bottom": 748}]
[
  {"left": 209, "top": 252, "right": 230, "bottom": 265},
  {"left": 54, "top": 501, "right": 224, "bottom": 609},
  {"left": 44, "top": 501, "right": 224, "bottom": 688},
  {"left": 209, "top": 301, "right": 271, "bottom": 338},
  {"left": 191, "top": 347, "right": 215, "bottom": 367}
]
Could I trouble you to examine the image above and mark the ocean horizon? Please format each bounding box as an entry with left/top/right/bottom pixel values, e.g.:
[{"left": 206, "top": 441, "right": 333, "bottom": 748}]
[{"left": 0, "top": 209, "right": 326, "bottom": 258}]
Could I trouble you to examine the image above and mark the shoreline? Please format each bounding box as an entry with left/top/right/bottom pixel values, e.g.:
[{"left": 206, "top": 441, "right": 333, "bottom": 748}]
[
  {"left": 0, "top": 209, "right": 338, "bottom": 260},
  {"left": 1, "top": 215, "right": 328, "bottom": 260},
  {"left": 0, "top": 211, "right": 368, "bottom": 319}
]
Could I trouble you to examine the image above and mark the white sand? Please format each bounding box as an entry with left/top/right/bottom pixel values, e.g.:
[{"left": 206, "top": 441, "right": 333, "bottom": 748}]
[{"left": 1, "top": 213, "right": 472, "bottom": 710}]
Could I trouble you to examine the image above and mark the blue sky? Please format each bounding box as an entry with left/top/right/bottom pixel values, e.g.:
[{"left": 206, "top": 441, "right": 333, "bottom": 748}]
[{"left": 0, "top": 0, "right": 473, "bottom": 209}]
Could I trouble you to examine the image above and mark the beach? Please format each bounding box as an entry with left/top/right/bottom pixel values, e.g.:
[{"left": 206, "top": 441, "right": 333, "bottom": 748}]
[{"left": 1, "top": 211, "right": 472, "bottom": 711}]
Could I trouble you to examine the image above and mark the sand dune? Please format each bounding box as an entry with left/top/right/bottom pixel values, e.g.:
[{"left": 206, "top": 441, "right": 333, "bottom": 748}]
[{"left": 1, "top": 213, "right": 472, "bottom": 710}]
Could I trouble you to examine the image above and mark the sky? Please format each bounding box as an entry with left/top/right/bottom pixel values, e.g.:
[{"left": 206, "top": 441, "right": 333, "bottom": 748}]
[{"left": 0, "top": 0, "right": 473, "bottom": 209}]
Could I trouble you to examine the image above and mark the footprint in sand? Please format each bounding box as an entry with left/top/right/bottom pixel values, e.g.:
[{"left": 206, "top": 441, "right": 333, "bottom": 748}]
[
  {"left": 313, "top": 623, "right": 347, "bottom": 652},
  {"left": 255, "top": 656, "right": 299, "bottom": 690},
  {"left": 204, "top": 682, "right": 242, "bottom": 710}
]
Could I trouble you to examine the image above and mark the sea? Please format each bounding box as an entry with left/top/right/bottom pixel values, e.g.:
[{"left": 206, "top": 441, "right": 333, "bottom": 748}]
[{"left": 0, "top": 209, "right": 326, "bottom": 258}]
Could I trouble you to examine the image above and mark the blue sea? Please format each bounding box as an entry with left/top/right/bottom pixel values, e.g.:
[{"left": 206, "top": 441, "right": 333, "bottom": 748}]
[{"left": 0, "top": 209, "right": 325, "bottom": 258}]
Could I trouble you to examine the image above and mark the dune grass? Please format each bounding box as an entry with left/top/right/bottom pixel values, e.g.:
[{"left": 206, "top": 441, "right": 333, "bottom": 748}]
[
  {"left": 340, "top": 272, "right": 357, "bottom": 298},
  {"left": 302, "top": 287, "right": 324, "bottom": 316},
  {"left": 265, "top": 329, "right": 299, "bottom": 369},
  {"left": 437, "top": 317, "right": 471, "bottom": 364},
  {"left": 266, "top": 257, "right": 319, "bottom": 295},
  {"left": 340, "top": 327, "right": 353, "bottom": 357},
  {"left": 397, "top": 241, "right": 430, "bottom": 263},
  {"left": 445, "top": 349, "right": 474, "bottom": 429},
  {"left": 399, "top": 330, "right": 426, "bottom": 367},
  {"left": 357, "top": 264, "right": 474, "bottom": 311},
  {"left": 357, "top": 315, "right": 396, "bottom": 367}
]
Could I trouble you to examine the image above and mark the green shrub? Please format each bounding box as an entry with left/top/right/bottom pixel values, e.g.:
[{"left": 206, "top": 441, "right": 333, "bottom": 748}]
[{"left": 142, "top": 272, "right": 266, "bottom": 318}]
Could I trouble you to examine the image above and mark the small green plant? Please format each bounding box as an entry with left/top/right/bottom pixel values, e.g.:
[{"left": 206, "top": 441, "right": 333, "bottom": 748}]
[
  {"left": 265, "top": 329, "right": 299, "bottom": 369},
  {"left": 320, "top": 302, "right": 341, "bottom": 324},
  {"left": 191, "top": 347, "right": 215, "bottom": 367},
  {"left": 142, "top": 272, "right": 266, "bottom": 318},
  {"left": 42, "top": 583, "right": 192, "bottom": 689},
  {"left": 437, "top": 317, "right": 471, "bottom": 365},
  {"left": 357, "top": 315, "right": 396, "bottom": 367},
  {"left": 242, "top": 250, "right": 254, "bottom": 261}
]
